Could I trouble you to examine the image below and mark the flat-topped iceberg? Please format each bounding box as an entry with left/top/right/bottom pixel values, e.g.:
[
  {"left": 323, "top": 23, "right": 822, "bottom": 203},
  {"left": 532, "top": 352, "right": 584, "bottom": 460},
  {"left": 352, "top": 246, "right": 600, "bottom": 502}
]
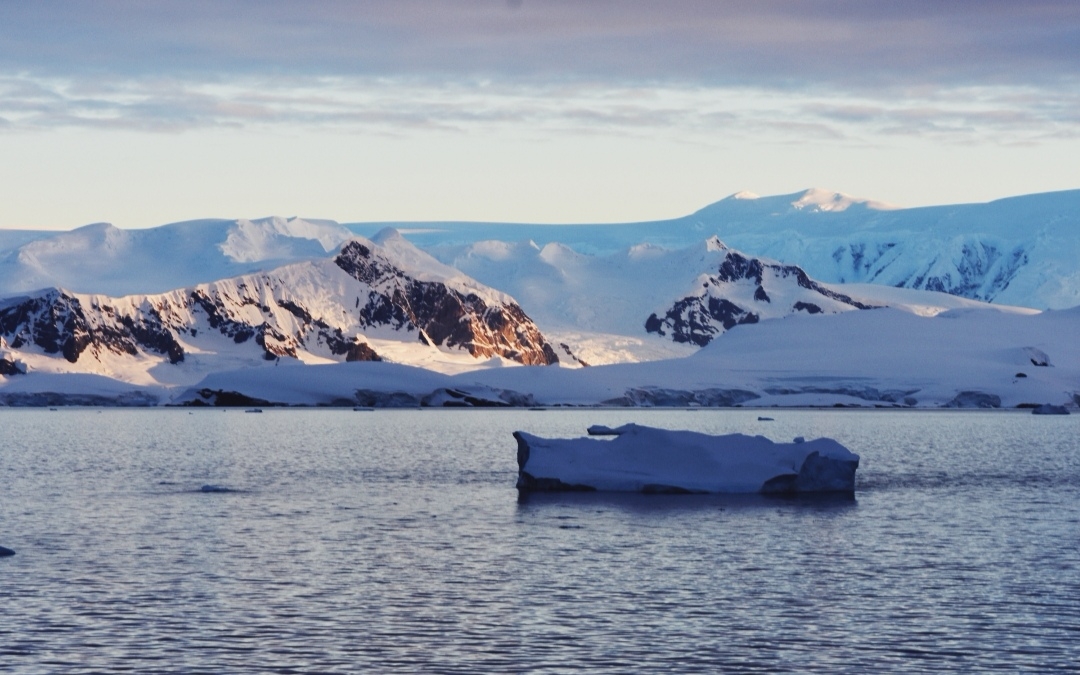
[{"left": 514, "top": 424, "right": 859, "bottom": 494}]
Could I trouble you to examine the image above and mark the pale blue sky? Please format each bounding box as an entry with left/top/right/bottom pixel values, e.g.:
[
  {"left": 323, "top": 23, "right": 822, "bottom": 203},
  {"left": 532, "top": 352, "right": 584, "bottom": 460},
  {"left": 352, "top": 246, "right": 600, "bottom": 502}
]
[{"left": 1, "top": 1, "right": 1078, "bottom": 229}]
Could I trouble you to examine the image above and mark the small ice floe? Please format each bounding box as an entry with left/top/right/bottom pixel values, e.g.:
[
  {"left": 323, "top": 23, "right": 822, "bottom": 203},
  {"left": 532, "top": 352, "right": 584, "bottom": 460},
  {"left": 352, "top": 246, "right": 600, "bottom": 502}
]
[
  {"left": 199, "top": 484, "right": 236, "bottom": 493},
  {"left": 1032, "top": 404, "right": 1070, "bottom": 415},
  {"left": 0, "top": 545, "right": 15, "bottom": 557},
  {"left": 514, "top": 424, "right": 859, "bottom": 495}
]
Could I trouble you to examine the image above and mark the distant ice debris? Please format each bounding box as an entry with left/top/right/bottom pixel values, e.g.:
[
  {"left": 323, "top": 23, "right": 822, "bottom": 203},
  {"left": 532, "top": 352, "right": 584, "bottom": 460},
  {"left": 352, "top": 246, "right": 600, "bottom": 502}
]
[
  {"left": 1031, "top": 404, "right": 1069, "bottom": 415},
  {"left": 514, "top": 424, "right": 859, "bottom": 494},
  {"left": 199, "top": 484, "right": 236, "bottom": 493}
]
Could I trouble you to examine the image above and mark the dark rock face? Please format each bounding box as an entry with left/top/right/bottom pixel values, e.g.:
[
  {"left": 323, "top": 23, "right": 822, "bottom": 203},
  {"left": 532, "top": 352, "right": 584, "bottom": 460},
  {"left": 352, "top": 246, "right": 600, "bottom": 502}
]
[
  {"left": 188, "top": 389, "right": 274, "bottom": 407},
  {"left": 945, "top": 391, "right": 1001, "bottom": 408},
  {"left": 603, "top": 387, "right": 760, "bottom": 407},
  {"left": 0, "top": 290, "right": 185, "bottom": 365},
  {"left": 335, "top": 241, "right": 558, "bottom": 365},
  {"left": 0, "top": 391, "right": 158, "bottom": 407},
  {"left": 343, "top": 342, "right": 381, "bottom": 362},
  {"left": 646, "top": 250, "right": 876, "bottom": 346},
  {"left": 0, "top": 357, "right": 23, "bottom": 375},
  {"left": 0, "top": 240, "right": 559, "bottom": 371},
  {"left": 646, "top": 297, "right": 759, "bottom": 347},
  {"left": 763, "top": 386, "right": 919, "bottom": 405},
  {"left": 353, "top": 386, "right": 536, "bottom": 408},
  {"left": 421, "top": 387, "right": 537, "bottom": 408},
  {"left": 353, "top": 389, "right": 422, "bottom": 408},
  {"left": 559, "top": 343, "right": 589, "bottom": 367}
]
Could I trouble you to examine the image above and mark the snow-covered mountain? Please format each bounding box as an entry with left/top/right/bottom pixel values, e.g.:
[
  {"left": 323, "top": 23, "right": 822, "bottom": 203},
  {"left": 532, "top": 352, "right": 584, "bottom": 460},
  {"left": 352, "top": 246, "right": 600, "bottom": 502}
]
[
  {"left": 0, "top": 216, "right": 355, "bottom": 297},
  {"left": 2, "top": 223, "right": 1012, "bottom": 391},
  {"left": 147, "top": 305, "right": 1075, "bottom": 410},
  {"left": 351, "top": 188, "right": 1080, "bottom": 310},
  {"left": 431, "top": 234, "right": 1007, "bottom": 363},
  {"left": 0, "top": 230, "right": 558, "bottom": 386},
  {"left": 6, "top": 188, "right": 1078, "bottom": 310},
  {"left": 643, "top": 240, "right": 877, "bottom": 346}
]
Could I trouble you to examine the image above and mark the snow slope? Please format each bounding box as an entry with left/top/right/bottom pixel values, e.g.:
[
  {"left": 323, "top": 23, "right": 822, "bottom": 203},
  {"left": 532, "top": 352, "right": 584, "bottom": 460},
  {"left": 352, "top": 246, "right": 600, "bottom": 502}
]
[
  {"left": 0, "top": 216, "right": 355, "bottom": 297},
  {"left": 430, "top": 234, "right": 1034, "bottom": 364},
  {"left": 351, "top": 188, "right": 1080, "bottom": 309},
  {"left": 4, "top": 187, "right": 1077, "bottom": 309},
  {"left": 150, "top": 305, "right": 1079, "bottom": 410}
]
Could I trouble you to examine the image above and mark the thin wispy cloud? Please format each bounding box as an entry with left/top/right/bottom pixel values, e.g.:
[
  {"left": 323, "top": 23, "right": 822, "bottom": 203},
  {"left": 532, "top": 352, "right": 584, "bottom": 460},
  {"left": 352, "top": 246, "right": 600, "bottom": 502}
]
[
  {"left": 2, "top": 74, "right": 1075, "bottom": 147},
  {"left": 1, "top": 2, "right": 1076, "bottom": 145}
]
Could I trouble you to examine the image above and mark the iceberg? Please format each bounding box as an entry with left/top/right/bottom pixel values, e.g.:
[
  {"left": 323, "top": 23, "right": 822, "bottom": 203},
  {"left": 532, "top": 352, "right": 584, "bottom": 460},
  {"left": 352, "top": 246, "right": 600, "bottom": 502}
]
[{"left": 514, "top": 424, "right": 859, "bottom": 494}]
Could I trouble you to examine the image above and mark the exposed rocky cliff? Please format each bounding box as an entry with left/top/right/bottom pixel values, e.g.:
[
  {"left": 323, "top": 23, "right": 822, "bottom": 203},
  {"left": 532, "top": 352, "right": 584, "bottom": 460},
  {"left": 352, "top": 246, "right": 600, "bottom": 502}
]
[
  {"left": 0, "top": 233, "right": 558, "bottom": 376},
  {"left": 335, "top": 238, "right": 557, "bottom": 365},
  {"left": 646, "top": 240, "right": 877, "bottom": 346}
]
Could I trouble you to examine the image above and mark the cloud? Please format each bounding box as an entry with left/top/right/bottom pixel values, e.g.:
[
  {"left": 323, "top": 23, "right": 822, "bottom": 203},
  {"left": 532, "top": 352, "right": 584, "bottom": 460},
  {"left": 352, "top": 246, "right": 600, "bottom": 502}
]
[
  {"left": 1, "top": 1, "right": 1078, "bottom": 89},
  {"left": 2, "top": 73, "right": 1075, "bottom": 149},
  {"left": 1, "top": 2, "right": 1077, "bottom": 146}
]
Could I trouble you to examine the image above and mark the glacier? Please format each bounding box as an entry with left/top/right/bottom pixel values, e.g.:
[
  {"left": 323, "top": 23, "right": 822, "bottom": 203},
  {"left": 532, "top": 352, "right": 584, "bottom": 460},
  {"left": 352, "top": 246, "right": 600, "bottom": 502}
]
[{"left": 351, "top": 188, "right": 1080, "bottom": 310}]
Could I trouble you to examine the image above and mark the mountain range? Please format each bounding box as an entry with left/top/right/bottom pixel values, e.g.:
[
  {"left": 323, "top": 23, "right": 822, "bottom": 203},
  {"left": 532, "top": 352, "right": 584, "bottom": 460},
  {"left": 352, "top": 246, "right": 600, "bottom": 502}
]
[
  {"left": 354, "top": 187, "right": 1080, "bottom": 310},
  {"left": 1, "top": 188, "right": 1077, "bottom": 408}
]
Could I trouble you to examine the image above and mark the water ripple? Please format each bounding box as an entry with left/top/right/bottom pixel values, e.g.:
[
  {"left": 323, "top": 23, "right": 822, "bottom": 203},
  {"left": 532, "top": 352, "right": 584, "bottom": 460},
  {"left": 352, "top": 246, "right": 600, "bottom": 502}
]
[{"left": 0, "top": 408, "right": 1078, "bottom": 672}]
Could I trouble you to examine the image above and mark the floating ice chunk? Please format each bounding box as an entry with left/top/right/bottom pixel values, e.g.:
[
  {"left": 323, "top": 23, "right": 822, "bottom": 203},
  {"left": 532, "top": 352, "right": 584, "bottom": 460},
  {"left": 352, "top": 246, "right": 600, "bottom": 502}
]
[{"left": 514, "top": 424, "right": 859, "bottom": 494}]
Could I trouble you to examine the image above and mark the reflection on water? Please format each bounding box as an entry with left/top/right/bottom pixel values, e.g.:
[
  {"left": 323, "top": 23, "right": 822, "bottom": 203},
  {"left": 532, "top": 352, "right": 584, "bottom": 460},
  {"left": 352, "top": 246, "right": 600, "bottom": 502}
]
[
  {"left": 0, "top": 408, "right": 1078, "bottom": 673},
  {"left": 516, "top": 489, "right": 859, "bottom": 511}
]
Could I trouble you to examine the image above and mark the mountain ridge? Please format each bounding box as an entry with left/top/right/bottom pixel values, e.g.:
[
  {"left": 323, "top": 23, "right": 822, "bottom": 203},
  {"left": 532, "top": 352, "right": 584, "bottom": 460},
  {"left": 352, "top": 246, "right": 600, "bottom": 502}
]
[{"left": 0, "top": 233, "right": 559, "bottom": 386}]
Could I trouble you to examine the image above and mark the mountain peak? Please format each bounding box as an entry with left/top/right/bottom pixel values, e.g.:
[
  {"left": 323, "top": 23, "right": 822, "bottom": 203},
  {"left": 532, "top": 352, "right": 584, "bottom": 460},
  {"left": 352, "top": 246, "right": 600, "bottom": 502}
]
[
  {"left": 706, "top": 188, "right": 899, "bottom": 214},
  {"left": 372, "top": 227, "right": 405, "bottom": 244},
  {"left": 705, "top": 235, "right": 727, "bottom": 252},
  {"left": 790, "top": 188, "right": 899, "bottom": 213}
]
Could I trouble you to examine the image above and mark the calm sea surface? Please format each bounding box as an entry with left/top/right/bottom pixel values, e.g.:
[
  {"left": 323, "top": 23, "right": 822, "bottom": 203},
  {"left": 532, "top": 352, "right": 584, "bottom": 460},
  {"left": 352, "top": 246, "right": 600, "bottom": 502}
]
[{"left": 1, "top": 408, "right": 1078, "bottom": 673}]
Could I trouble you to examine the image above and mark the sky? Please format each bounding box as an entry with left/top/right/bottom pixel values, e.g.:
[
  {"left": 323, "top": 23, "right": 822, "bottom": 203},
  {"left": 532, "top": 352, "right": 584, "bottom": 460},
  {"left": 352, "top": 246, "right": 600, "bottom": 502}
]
[{"left": 1, "top": 1, "right": 1078, "bottom": 229}]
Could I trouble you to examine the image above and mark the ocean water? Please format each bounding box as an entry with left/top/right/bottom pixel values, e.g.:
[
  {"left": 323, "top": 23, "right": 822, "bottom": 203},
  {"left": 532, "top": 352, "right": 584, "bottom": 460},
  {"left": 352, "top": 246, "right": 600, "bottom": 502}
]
[{"left": 1, "top": 408, "right": 1078, "bottom": 673}]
